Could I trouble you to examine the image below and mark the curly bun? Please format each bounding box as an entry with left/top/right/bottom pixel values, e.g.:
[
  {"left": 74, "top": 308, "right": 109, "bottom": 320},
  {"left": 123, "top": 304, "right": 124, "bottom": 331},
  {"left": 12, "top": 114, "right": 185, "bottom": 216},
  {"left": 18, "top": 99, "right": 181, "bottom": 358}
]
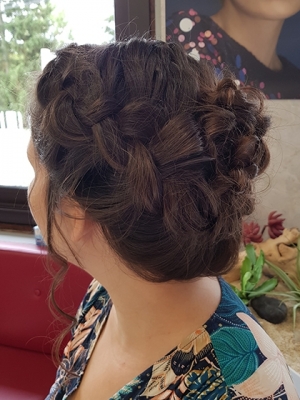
[{"left": 30, "top": 39, "right": 270, "bottom": 281}]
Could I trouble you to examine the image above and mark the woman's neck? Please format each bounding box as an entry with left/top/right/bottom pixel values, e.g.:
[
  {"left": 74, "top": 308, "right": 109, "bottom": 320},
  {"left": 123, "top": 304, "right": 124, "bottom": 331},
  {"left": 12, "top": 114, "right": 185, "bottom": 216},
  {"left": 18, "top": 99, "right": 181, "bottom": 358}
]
[
  {"left": 106, "top": 274, "right": 220, "bottom": 357},
  {"left": 211, "top": 5, "right": 284, "bottom": 70},
  {"left": 77, "top": 235, "right": 221, "bottom": 360}
]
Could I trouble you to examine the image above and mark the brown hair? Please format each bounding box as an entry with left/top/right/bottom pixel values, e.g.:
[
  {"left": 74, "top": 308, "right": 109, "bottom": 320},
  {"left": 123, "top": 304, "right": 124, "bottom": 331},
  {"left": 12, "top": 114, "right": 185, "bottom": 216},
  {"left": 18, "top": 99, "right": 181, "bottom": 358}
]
[{"left": 30, "top": 38, "right": 270, "bottom": 283}]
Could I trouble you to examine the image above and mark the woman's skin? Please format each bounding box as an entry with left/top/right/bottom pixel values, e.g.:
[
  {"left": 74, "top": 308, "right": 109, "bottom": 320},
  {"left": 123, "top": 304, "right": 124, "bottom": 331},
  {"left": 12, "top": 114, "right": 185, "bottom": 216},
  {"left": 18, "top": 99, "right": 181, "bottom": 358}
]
[
  {"left": 211, "top": 0, "right": 300, "bottom": 70},
  {"left": 27, "top": 139, "right": 222, "bottom": 400}
]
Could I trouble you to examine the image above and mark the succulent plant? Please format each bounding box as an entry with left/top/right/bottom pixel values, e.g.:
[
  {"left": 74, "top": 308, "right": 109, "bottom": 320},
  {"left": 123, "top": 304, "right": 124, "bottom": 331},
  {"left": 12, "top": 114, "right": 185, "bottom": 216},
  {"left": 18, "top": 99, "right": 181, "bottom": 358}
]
[
  {"left": 266, "top": 211, "right": 285, "bottom": 239},
  {"left": 243, "top": 222, "right": 263, "bottom": 244},
  {"left": 231, "top": 244, "right": 278, "bottom": 305},
  {"left": 242, "top": 210, "right": 285, "bottom": 245}
]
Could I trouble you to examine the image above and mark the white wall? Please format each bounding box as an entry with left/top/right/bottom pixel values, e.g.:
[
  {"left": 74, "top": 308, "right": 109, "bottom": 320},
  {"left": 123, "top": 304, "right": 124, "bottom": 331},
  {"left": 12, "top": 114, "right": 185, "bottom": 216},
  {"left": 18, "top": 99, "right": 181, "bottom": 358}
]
[{"left": 251, "top": 100, "right": 300, "bottom": 229}]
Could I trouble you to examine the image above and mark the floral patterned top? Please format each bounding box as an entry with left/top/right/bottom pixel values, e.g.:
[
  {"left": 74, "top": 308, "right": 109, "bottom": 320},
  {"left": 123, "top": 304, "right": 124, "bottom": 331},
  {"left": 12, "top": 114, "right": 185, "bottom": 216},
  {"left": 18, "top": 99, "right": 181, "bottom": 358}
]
[
  {"left": 46, "top": 278, "right": 298, "bottom": 399},
  {"left": 166, "top": 10, "right": 300, "bottom": 99}
]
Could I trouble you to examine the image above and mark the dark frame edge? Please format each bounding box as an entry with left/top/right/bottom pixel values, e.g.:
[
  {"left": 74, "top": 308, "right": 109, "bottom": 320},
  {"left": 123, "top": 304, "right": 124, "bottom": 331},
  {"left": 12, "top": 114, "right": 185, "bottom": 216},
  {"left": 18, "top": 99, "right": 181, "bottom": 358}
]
[
  {"left": 114, "top": 0, "right": 155, "bottom": 40},
  {"left": 0, "top": 186, "right": 35, "bottom": 226}
]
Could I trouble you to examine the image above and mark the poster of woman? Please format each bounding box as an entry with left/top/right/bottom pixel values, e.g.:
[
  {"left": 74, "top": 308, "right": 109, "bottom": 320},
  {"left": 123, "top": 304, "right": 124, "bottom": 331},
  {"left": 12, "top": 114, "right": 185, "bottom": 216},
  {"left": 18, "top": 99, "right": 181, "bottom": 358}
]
[{"left": 166, "top": 0, "right": 300, "bottom": 99}]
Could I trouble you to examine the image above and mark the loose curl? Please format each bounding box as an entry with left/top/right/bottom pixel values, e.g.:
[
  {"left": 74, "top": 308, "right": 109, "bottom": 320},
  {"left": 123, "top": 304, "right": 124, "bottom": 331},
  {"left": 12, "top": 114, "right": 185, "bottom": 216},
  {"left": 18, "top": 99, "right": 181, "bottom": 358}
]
[{"left": 30, "top": 38, "right": 270, "bottom": 284}]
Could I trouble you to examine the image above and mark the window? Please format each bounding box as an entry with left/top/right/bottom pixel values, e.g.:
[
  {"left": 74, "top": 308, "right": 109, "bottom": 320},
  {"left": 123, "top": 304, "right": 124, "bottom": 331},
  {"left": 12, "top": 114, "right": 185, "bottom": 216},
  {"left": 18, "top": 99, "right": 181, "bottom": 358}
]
[{"left": 0, "top": 0, "right": 115, "bottom": 225}]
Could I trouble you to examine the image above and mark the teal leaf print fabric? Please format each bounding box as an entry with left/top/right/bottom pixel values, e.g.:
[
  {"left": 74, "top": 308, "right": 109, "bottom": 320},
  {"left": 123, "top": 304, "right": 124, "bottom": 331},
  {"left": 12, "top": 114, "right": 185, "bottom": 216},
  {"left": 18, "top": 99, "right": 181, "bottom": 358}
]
[
  {"left": 46, "top": 278, "right": 298, "bottom": 399},
  {"left": 211, "top": 327, "right": 259, "bottom": 386}
]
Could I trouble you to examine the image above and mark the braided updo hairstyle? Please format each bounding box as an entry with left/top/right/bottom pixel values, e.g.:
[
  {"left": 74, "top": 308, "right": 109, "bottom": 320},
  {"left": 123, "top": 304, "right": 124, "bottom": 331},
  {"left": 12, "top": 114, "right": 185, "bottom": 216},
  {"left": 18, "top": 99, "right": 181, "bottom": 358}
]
[{"left": 30, "top": 38, "right": 270, "bottom": 282}]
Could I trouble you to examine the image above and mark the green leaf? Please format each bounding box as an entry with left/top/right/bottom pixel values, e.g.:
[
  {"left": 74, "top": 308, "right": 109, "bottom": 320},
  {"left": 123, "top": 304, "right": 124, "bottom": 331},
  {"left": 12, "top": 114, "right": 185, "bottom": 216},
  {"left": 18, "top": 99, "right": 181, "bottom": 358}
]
[
  {"left": 266, "top": 260, "right": 299, "bottom": 292},
  {"left": 247, "top": 278, "right": 278, "bottom": 299},
  {"left": 241, "top": 257, "right": 251, "bottom": 279},
  {"left": 254, "top": 251, "right": 264, "bottom": 271},
  {"left": 242, "top": 271, "right": 252, "bottom": 294},
  {"left": 292, "top": 302, "right": 300, "bottom": 330},
  {"left": 245, "top": 244, "right": 257, "bottom": 266},
  {"left": 272, "top": 291, "right": 300, "bottom": 300},
  {"left": 245, "top": 281, "right": 256, "bottom": 292},
  {"left": 250, "top": 252, "right": 264, "bottom": 284}
]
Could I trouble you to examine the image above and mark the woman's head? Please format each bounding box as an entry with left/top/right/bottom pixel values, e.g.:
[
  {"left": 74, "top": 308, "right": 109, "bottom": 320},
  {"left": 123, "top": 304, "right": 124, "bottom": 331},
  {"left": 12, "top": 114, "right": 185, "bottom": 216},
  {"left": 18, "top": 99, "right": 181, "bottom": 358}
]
[{"left": 29, "top": 38, "right": 270, "bottom": 282}]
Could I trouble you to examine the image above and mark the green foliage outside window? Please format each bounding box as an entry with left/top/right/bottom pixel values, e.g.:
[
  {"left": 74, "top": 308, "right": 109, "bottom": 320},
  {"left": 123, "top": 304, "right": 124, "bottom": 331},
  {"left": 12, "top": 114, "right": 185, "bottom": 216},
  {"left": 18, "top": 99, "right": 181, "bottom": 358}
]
[
  {"left": 104, "top": 14, "right": 115, "bottom": 43},
  {"left": 0, "top": 0, "right": 71, "bottom": 116}
]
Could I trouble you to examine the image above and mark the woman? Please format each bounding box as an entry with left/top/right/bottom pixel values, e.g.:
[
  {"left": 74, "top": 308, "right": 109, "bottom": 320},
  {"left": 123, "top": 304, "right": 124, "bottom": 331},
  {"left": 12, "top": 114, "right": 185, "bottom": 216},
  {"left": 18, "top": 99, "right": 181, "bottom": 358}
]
[
  {"left": 27, "top": 39, "right": 298, "bottom": 399},
  {"left": 166, "top": 0, "right": 300, "bottom": 99}
]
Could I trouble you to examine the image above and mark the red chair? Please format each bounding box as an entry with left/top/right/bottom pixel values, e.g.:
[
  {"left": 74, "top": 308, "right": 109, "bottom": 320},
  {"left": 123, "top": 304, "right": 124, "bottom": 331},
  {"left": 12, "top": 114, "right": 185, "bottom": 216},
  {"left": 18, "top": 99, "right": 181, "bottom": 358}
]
[{"left": 0, "top": 241, "right": 91, "bottom": 400}]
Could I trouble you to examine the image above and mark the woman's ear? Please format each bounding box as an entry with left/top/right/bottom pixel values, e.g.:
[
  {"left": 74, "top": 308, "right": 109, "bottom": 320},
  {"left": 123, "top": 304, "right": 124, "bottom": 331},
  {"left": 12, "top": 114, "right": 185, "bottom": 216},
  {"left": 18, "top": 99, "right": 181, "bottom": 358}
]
[{"left": 59, "top": 198, "right": 95, "bottom": 244}]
